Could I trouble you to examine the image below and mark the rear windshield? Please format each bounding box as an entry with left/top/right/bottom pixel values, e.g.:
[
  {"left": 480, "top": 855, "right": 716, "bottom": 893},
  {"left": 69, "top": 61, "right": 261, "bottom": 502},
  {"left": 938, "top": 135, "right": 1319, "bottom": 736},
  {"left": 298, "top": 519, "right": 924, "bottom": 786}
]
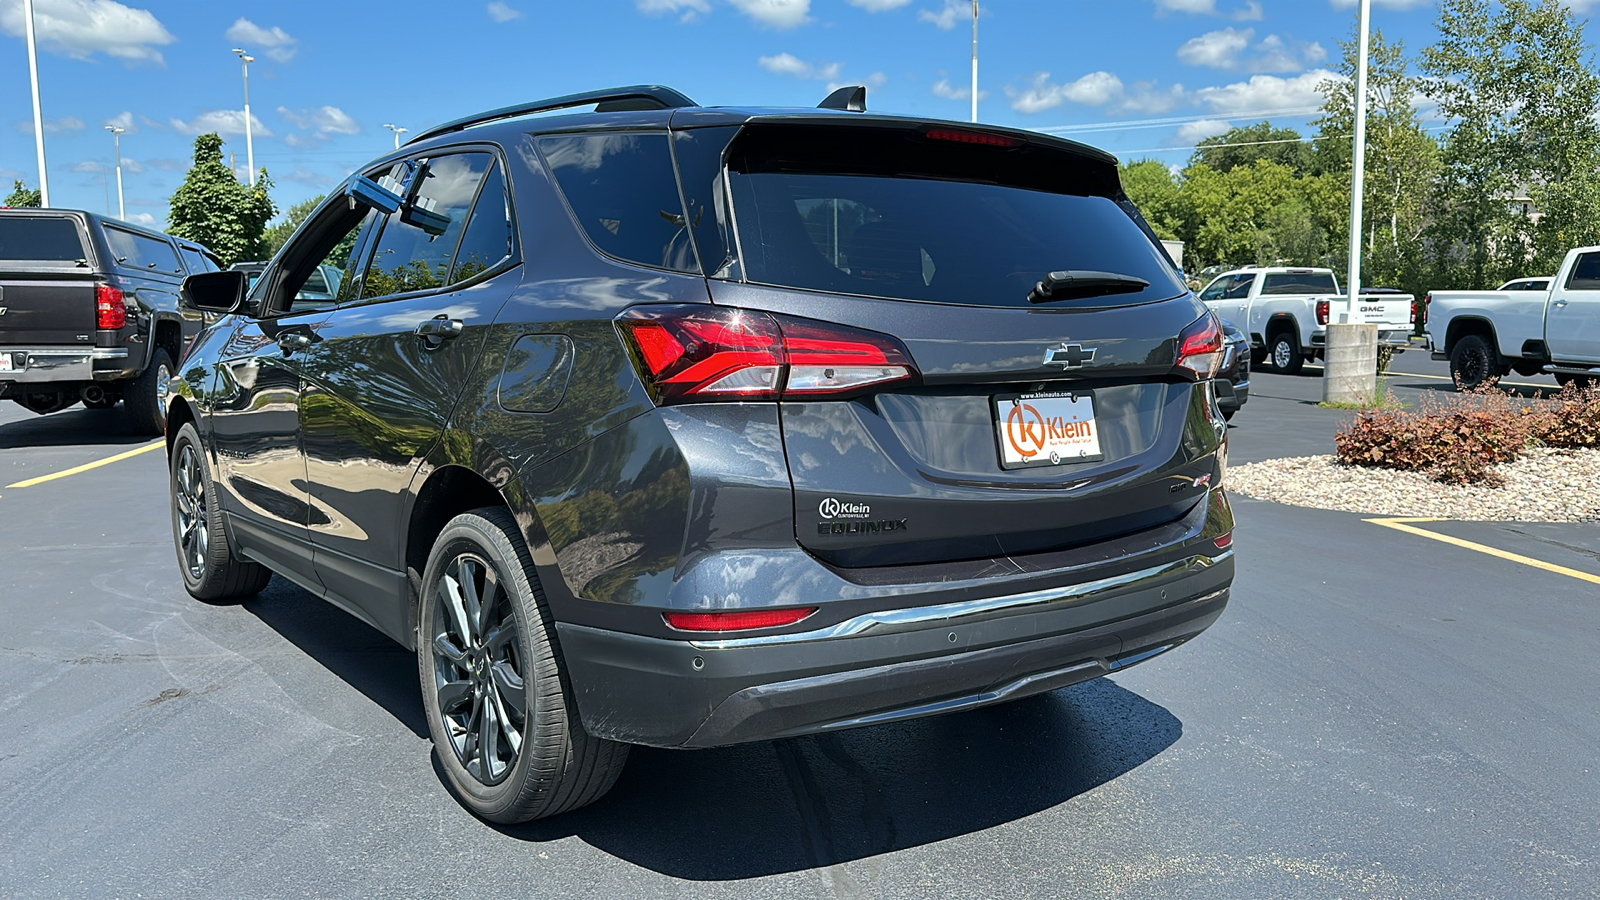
[
  {"left": 1261, "top": 272, "right": 1338, "bottom": 295},
  {"left": 724, "top": 125, "right": 1184, "bottom": 308},
  {"left": 0, "top": 216, "right": 87, "bottom": 264}
]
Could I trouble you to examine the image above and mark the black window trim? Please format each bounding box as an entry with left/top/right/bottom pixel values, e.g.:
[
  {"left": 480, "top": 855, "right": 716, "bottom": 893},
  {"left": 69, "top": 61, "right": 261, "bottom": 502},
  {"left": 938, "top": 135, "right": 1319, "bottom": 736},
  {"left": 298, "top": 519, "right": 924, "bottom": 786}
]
[{"left": 343, "top": 143, "right": 521, "bottom": 310}]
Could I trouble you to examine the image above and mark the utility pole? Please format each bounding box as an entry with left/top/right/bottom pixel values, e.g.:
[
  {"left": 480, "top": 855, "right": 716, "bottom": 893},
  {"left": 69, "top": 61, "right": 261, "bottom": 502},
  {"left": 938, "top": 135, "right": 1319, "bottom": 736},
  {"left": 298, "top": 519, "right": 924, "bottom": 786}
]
[
  {"left": 970, "top": 1, "right": 979, "bottom": 123},
  {"left": 105, "top": 125, "right": 126, "bottom": 220},
  {"left": 1323, "top": 0, "right": 1379, "bottom": 405},
  {"left": 383, "top": 123, "right": 408, "bottom": 150},
  {"left": 23, "top": 0, "right": 50, "bottom": 206},
  {"left": 232, "top": 48, "right": 256, "bottom": 185}
]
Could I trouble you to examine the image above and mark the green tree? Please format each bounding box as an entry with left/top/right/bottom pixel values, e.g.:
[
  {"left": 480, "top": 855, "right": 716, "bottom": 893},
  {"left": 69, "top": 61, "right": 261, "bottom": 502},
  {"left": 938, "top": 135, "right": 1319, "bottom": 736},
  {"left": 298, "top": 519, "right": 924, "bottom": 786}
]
[
  {"left": 166, "top": 133, "right": 275, "bottom": 266},
  {"left": 1119, "top": 159, "right": 1184, "bottom": 241},
  {"left": 1178, "top": 159, "right": 1316, "bottom": 270},
  {"left": 5, "top": 180, "right": 42, "bottom": 208},
  {"left": 1422, "top": 0, "right": 1600, "bottom": 286},
  {"left": 1313, "top": 27, "right": 1439, "bottom": 294},
  {"left": 264, "top": 195, "right": 323, "bottom": 254},
  {"left": 1191, "top": 122, "right": 1314, "bottom": 177}
]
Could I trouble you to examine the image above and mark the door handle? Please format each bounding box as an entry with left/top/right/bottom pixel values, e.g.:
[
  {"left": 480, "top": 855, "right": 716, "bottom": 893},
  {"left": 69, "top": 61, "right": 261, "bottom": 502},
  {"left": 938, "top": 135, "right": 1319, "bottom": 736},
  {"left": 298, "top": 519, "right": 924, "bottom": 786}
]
[
  {"left": 1553, "top": 299, "right": 1569, "bottom": 307},
  {"left": 416, "top": 316, "right": 464, "bottom": 345},
  {"left": 276, "top": 332, "right": 312, "bottom": 353}
]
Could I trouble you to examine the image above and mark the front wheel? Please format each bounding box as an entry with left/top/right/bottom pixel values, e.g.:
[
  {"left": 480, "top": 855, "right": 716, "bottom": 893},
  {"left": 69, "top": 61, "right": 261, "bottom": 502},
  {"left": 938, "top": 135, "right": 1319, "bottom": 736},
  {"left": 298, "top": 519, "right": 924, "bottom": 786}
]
[
  {"left": 1269, "top": 332, "right": 1304, "bottom": 375},
  {"left": 170, "top": 422, "right": 273, "bottom": 602},
  {"left": 1449, "top": 335, "right": 1501, "bottom": 391},
  {"left": 418, "top": 508, "right": 629, "bottom": 823}
]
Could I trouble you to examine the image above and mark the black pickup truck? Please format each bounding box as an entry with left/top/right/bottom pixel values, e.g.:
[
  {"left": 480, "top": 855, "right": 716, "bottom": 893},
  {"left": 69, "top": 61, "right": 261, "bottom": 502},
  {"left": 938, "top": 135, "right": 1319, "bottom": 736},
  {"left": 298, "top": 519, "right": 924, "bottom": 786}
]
[{"left": 0, "top": 209, "right": 220, "bottom": 434}]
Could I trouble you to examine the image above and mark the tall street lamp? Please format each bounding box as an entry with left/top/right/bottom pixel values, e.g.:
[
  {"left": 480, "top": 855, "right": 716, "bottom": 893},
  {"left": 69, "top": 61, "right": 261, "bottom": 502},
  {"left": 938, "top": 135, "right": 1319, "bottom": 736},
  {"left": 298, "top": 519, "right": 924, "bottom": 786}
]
[
  {"left": 970, "top": 1, "right": 979, "bottom": 123},
  {"left": 105, "top": 125, "right": 125, "bottom": 220},
  {"left": 383, "top": 123, "right": 408, "bottom": 150},
  {"left": 23, "top": 0, "right": 50, "bottom": 206},
  {"left": 1323, "top": 0, "right": 1378, "bottom": 405},
  {"left": 232, "top": 48, "right": 256, "bottom": 186}
]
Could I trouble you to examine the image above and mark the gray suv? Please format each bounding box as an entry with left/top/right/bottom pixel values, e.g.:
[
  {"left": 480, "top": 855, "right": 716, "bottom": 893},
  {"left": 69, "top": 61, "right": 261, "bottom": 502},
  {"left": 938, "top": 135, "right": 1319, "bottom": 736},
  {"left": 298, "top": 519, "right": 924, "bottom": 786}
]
[{"left": 168, "top": 86, "right": 1235, "bottom": 823}]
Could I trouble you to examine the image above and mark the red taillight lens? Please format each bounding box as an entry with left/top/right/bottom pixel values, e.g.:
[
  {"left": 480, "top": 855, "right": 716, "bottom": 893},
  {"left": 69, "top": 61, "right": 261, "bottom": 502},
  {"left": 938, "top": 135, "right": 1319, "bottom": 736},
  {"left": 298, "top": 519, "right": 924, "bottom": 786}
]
[
  {"left": 616, "top": 306, "right": 917, "bottom": 405},
  {"left": 1315, "top": 300, "right": 1330, "bottom": 326},
  {"left": 1175, "top": 314, "right": 1225, "bottom": 380},
  {"left": 663, "top": 607, "right": 818, "bottom": 632},
  {"left": 96, "top": 283, "right": 126, "bottom": 330},
  {"left": 923, "top": 127, "right": 1019, "bottom": 147},
  {"left": 1213, "top": 532, "right": 1233, "bottom": 550}
]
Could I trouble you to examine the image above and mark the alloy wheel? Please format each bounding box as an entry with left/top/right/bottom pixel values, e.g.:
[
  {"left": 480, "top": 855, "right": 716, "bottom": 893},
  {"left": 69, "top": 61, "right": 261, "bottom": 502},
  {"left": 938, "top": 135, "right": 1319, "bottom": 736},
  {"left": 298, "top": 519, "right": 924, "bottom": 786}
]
[
  {"left": 173, "top": 443, "right": 209, "bottom": 580},
  {"left": 1273, "top": 340, "right": 1292, "bottom": 370},
  {"left": 430, "top": 552, "right": 527, "bottom": 785}
]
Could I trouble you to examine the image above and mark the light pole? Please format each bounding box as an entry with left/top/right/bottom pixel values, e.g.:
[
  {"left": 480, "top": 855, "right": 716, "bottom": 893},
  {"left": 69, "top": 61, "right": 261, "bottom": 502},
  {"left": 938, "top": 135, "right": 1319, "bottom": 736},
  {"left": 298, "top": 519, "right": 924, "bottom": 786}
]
[
  {"left": 970, "top": 1, "right": 979, "bottom": 123},
  {"left": 1323, "top": 0, "right": 1378, "bottom": 405},
  {"left": 383, "top": 123, "right": 408, "bottom": 150},
  {"left": 105, "top": 125, "right": 125, "bottom": 220},
  {"left": 23, "top": 0, "right": 50, "bottom": 206},
  {"left": 232, "top": 48, "right": 256, "bottom": 185}
]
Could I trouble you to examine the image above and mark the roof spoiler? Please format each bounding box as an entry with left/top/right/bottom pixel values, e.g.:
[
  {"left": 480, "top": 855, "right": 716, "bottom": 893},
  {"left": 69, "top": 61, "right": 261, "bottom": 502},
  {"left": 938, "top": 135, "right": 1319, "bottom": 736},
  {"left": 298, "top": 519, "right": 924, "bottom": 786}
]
[{"left": 818, "top": 85, "right": 867, "bottom": 112}]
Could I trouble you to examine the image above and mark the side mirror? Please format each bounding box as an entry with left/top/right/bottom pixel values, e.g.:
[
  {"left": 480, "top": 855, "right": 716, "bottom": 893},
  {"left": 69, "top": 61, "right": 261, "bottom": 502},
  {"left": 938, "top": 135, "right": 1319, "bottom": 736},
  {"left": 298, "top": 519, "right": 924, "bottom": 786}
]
[
  {"left": 181, "top": 270, "right": 248, "bottom": 314},
  {"left": 345, "top": 174, "right": 402, "bottom": 214}
]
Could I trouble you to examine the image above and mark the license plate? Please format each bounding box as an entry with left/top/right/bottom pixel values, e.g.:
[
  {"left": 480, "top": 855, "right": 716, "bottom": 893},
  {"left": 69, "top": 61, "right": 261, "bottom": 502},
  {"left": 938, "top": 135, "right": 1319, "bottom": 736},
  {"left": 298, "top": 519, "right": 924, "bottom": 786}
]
[
  {"left": 0, "top": 354, "right": 12, "bottom": 372},
  {"left": 994, "top": 391, "right": 1104, "bottom": 469}
]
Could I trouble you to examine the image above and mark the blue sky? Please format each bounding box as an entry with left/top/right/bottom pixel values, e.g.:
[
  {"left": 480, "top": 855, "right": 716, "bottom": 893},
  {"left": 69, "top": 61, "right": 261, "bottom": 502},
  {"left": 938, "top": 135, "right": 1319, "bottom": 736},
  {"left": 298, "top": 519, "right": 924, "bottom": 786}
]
[{"left": 2, "top": 0, "right": 1473, "bottom": 231}]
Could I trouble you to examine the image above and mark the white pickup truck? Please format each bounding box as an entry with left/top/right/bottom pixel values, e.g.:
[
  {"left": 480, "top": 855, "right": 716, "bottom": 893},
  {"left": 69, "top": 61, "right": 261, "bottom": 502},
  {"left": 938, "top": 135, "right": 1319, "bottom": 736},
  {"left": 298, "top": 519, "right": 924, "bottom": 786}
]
[
  {"left": 1197, "top": 266, "right": 1416, "bottom": 374},
  {"left": 1426, "top": 246, "right": 1600, "bottom": 389}
]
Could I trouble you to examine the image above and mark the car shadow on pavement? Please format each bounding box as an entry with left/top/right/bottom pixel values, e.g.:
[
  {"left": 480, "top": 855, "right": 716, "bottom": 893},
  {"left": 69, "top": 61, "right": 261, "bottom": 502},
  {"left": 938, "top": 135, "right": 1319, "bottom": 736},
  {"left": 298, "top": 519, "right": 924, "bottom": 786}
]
[
  {"left": 500, "top": 676, "right": 1180, "bottom": 880},
  {"left": 0, "top": 405, "right": 156, "bottom": 449},
  {"left": 243, "top": 577, "right": 429, "bottom": 739}
]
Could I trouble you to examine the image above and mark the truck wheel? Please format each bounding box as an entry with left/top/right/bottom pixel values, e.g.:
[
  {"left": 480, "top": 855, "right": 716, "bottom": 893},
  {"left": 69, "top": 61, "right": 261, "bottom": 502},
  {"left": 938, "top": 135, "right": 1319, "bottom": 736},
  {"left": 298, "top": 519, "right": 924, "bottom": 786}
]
[
  {"left": 126, "top": 348, "right": 173, "bottom": 436},
  {"left": 1269, "top": 332, "right": 1303, "bottom": 375},
  {"left": 418, "top": 508, "right": 629, "bottom": 823},
  {"left": 1449, "top": 335, "right": 1500, "bottom": 391},
  {"left": 170, "top": 422, "right": 273, "bottom": 602}
]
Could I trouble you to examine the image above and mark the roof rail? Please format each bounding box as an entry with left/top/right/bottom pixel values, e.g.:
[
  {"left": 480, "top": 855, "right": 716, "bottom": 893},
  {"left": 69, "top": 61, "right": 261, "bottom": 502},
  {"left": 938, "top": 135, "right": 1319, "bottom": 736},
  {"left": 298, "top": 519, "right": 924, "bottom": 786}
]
[{"left": 406, "top": 85, "right": 698, "bottom": 145}]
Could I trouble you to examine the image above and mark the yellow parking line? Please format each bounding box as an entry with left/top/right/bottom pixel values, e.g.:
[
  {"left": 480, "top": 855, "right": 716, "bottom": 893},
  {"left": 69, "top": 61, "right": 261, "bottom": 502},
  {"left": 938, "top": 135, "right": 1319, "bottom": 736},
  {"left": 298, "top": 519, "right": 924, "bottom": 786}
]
[
  {"left": 1365, "top": 516, "right": 1600, "bottom": 585},
  {"left": 5, "top": 440, "right": 165, "bottom": 489}
]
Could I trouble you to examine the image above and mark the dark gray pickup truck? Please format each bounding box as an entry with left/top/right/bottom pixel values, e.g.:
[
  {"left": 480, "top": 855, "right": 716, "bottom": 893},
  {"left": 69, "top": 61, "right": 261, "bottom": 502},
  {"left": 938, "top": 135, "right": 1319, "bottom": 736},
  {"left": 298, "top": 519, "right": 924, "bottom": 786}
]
[{"left": 0, "top": 209, "right": 219, "bottom": 434}]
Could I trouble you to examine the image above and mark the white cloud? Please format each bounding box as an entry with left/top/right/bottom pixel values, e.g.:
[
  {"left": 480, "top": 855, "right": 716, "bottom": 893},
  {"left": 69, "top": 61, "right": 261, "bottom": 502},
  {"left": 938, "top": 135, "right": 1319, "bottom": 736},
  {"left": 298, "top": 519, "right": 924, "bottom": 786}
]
[
  {"left": 170, "top": 110, "right": 273, "bottom": 138},
  {"left": 1329, "top": 0, "right": 1432, "bottom": 7},
  {"left": 829, "top": 71, "right": 887, "bottom": 92},
  {"left": 16, "top": 115, "right": 85, "bottom": 134},
  {"left": 1179, "top": 27, "right": 1324, "bottom": 73},
  {"left": 1122, "top": 82, "right": 1188, "bottom": 114},
  {"left": 486, "top": 2, "right": 523, "bottom": 22},
  {"left": 931, "top": 77, "right": 987, "bottom": 102},
  {"left": 758, "top": 52, "right": 839, "bottom": 80},
  {"left": 729, "top": 0, "right": 809, "bottom": 28},
  {"left": 0, "top": 0, "right": 175, "bottom": 65},
  {"left": 636, "top": 0, "right": 711, "bottom": 19},
  {"left": 1234, "top": 0, "right": 1263, "bottom": 20},
  {"left": 125, "top": 212, "right": 156, "bottom": 227},
  {"left": 918, "top": 0, "right": 965, "bottom": 29},
  {"left": 104, "top": 110, "right": 136, "bottom": 133},
  {"left": 71, "top": 160, "right": 105, "bottom": 173},
  {"left": 1008, "top": 71, "right": 1124, "bottom": 114},
  {"left": 1177, "top": 119, "right": 1231, "bottom": 143},
  {"left": 225, "top": 18, "right": 296, "bottom": 62},
  {"left": 1157, "top": 0, "right": 1215, "bottom": 12},
  {"left": 849, "top": 0, "right": 909, "bottom": 8},
  {"left": 1194, "top": 69, "right": 1336, "bottom": 115},
  {"left": 277, "top": 105, "right": 359, "bottom": 135}
]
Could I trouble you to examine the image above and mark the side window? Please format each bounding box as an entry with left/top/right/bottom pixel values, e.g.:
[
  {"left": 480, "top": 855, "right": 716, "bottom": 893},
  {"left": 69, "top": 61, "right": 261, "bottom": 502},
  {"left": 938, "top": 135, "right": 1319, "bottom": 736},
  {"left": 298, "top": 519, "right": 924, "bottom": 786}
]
[
  {"left": 104, "top": 226, "right": 182, "bottom": 275},
  {"left": 1566, "top": 253, "right": 1600, "bottom": 291},
  {"left": 360, "top": 152, "right": 492, "bottom": 300},
  {"left": 448, "top": 161, "right": 513, "bottom": 284},
  {"left": 178, "top": 246, "right": 210, "bottom": 275},
  {"left": 1198, "top": 279, "right": 1227, "bottom": 302},
  {"left": 538, "top": 132, "right": 697, "bottom": 274},
  {"left": 1223, "top": 274, "right": 1254, "bottom": 299},
  {"left": 264, "top": 201, "right": 377, "bottom": 316}
]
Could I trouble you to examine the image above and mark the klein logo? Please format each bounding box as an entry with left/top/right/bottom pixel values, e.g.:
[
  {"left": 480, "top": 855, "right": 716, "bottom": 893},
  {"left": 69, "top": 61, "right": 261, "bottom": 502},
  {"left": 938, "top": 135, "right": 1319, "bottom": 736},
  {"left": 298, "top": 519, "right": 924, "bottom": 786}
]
[
  {"left": 1044, "top": 343, "right": 1097, "bottom": 368},
  {"left": 1005, "top": 402, "right": 1095, "bottom": 462},
  {"left": 819, "top": 497, "right": 872, "bottom": 519}
]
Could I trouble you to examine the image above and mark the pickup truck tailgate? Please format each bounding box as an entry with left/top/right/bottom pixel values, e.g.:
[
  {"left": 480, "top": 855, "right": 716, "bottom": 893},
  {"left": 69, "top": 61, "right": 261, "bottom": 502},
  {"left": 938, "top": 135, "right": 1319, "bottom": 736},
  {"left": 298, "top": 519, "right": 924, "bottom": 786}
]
[
  {"left": 0, "top": 270, "right": 99, "bottom": 344},
  {"left": 1350, "top": 295, "right": 1414, "bottom": 328}
]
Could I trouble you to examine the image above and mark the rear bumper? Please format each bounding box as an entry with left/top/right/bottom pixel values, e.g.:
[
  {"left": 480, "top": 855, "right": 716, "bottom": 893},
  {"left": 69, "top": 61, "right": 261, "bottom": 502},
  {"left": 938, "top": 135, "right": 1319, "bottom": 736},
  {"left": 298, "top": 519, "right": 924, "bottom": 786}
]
[
  {"left": 556, "top": 518, "right": 1234, "bottom": 749},
  {"left": 0, "top": 347, "right": 128, "bottom": 387},
  {"left": 1310, "top": 329, "right": 1413, "bottom": 349},
  {"left": 1215, "top": 377, "right": 1249, "bottom": 412}
]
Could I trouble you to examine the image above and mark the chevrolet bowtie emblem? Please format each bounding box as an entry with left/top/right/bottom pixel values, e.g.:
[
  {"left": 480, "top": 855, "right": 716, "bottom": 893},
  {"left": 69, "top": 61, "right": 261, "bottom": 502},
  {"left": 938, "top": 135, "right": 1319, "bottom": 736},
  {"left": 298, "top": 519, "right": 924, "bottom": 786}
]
[{"left": 1044, "top": 343, "right": 1096, "bottom": 368}]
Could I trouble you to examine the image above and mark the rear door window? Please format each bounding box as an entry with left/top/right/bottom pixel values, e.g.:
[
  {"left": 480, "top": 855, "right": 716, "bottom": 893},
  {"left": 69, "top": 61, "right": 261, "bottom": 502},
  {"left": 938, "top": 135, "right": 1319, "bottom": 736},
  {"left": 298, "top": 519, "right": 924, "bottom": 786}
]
[
  {"left": 1261, "top": 272, "right": 1338, "bottom": 295},
  {"left": 178, "top": 245, "right": 211, "bottom": 274},
  {"left": 104, "top": 226, "right": 182, "bottom": 275},
  {"left": 722, "top": 125, "right": 1184, "bottom": 308},
  {"left": 360, "top": 152, "right": 492, "bottom": 300},
  {"left": 0, "top": 216, "right": 87, "bottom": 264},
  {"left": 538, "top": 132, "right": 697, "bottom": 274},
  {"left": 447, "top": 161, "right": 513, "bottom": 283}
]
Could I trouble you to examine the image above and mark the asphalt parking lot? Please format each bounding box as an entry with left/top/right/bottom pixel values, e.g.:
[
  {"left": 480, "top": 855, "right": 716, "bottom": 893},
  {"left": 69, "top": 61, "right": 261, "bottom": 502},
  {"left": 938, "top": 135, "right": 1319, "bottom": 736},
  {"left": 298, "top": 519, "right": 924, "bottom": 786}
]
[{"left": 1, "top": 349, "right": 1596, "bottom": 899}]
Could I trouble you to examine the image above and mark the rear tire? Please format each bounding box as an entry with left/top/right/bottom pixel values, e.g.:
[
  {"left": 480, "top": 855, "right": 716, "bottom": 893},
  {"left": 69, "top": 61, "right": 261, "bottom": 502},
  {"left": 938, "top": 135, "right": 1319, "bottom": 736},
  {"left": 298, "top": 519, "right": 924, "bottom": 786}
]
[
  {"left": 170, "top": 422, "right": 273, "bottom": 603},
  {"left": 1449, "top": 335, "right": 1501, "bottom": 391},
  {"left": 1269, "top": 331, "right": 1304, "bottom": 375},
  {"left": 126, "top": 348, "right": 173, "bottom": 436},
  {"left": 418, "top": 508, "right": 629, "bottom": 824}
]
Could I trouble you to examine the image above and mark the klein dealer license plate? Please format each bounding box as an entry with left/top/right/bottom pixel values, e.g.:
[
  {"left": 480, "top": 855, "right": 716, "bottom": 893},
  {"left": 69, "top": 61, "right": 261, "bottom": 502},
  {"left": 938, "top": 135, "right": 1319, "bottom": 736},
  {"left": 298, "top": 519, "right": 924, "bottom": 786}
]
[
  {"left": 994, "top": 391, "right": 1104, "bottom": 469},
  {"left": 0, "top": 353, "right": 12, "bottom": 372}
]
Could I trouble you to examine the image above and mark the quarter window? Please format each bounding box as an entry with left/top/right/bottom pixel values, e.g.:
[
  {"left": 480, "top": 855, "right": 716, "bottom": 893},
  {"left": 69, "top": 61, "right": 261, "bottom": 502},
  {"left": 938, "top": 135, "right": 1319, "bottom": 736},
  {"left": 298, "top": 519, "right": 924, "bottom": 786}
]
[
  {"left": 360, "top": 152, "right": 493, "bottom": 300},
  {"left": 448, "top": 161, "right": 513, "bottom": 284},
  {"left": 538, "top": 132, "right": 697, "bottom": 274}
]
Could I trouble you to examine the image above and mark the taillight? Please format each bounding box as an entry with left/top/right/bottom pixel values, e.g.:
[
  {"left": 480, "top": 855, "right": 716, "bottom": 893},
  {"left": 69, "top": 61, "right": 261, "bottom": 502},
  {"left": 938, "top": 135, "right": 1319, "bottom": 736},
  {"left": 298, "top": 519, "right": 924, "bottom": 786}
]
[
  {"left": 1315, "top": 300, "right": 1330, "bottom": 326},
  {"left": 96, "top": 283, "right": 126, "bottom": 330},
  {"left": 663, "top": 607, "right": 818, "bottom": 632},
  {"left": 1213, "top": 532, "right": 1233, "bottom": 550},
  {"left": 615, "top": 305, "right": 917, "bottom": 406},
  {"left": 1175, "top": 314, "right": 1225, "bottom": 380}
]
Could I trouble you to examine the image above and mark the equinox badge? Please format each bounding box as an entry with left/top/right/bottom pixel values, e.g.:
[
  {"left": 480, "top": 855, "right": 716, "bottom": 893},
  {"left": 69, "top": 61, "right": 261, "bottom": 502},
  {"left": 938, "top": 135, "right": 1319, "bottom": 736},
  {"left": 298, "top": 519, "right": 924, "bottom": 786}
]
[{"left": 1044, "top": 343, "right": 1096, "bottom": 368}]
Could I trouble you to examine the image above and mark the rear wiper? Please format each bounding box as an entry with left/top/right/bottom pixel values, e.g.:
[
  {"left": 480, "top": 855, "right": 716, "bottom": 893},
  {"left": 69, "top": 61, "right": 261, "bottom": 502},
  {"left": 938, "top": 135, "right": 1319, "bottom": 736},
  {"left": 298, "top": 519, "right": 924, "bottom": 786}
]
[{"left": 1028, "top": 270, "right": 1150, "bottom": 304}]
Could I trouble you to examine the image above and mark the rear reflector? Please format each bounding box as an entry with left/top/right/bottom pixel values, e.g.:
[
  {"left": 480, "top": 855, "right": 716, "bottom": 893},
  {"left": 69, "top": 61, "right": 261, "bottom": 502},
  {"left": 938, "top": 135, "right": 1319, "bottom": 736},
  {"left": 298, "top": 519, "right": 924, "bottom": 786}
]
[
  {"left": 1175, "top": 314, "right": 1225, "bottom": 380},
  {"left": 616, "top": 305, "right": 917, "bottom": 405},
  {"left": 1213, "top": 532, "right": 1233, "bottom": 550},
  {"left": 923, "top": 127, "right": 1019, "bottom": 148},
  {"left": 96, "top": 283, "right": 126, "bottom": 330},
  {"left": 663, "top": 607, "right": 818, "bottom": 632}
]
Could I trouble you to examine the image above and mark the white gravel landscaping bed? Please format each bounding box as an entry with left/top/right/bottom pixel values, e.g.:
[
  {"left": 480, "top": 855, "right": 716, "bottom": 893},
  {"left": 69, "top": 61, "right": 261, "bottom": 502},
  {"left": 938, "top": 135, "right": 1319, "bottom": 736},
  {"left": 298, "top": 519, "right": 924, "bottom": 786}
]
[{"left": 1228, "top": 448, "right": 1600, "bottom": 522}]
